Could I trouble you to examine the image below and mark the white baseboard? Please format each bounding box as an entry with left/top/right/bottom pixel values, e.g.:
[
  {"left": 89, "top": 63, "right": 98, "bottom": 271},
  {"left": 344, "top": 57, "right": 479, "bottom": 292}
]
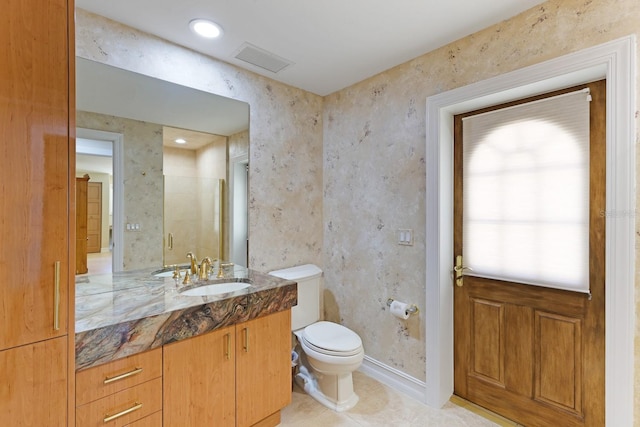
[{"left": 358, "top": 355, "right": 429, "bottom": 404}]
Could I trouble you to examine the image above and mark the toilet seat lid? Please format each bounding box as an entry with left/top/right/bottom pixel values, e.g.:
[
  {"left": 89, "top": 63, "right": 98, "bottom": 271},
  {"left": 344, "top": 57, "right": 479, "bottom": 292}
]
[{"left": 302, "top": 321, "right": 362, "bottom": 353}]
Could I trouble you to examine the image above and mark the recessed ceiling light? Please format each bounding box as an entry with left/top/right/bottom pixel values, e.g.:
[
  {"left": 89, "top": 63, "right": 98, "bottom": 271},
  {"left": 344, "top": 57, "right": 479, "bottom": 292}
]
[
  {"left": 189, "top": 19, "right": 223, "bottom": 39},
  {"left": 175, "top": 138, "right": 187, "bottom": 144}
]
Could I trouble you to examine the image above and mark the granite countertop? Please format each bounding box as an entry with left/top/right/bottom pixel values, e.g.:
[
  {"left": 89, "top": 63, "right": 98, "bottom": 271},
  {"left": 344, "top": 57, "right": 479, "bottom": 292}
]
[{"left": 75, "top": 265, "right": 297, "bottom": 371}]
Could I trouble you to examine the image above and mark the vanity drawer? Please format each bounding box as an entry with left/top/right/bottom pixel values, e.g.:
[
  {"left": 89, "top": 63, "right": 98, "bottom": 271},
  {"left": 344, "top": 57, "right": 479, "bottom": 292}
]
[
  {"left": 76, "top": 348, "right": 162, "bottom": 405},
  {"left": 124, "top": 410, "right": 162, "bottom": 426},
  {"left": 76, "top": 377, "right": 162, "bottom": 427}
]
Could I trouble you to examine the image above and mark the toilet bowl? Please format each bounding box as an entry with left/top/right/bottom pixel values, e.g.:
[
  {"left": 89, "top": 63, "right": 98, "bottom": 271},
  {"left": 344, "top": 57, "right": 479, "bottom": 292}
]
[
  {"left": 269, "top": 265, "right": 364, "bottom": 412},
  {"left": 293, "top": 321, "right": 364, "bottom": 411}
]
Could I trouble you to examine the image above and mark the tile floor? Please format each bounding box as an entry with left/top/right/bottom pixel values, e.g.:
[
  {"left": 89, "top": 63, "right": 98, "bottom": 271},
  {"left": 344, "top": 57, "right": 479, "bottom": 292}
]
[
  {"left": 280, "top": 371, "right": 520, "bottom": 426},
  {"left": 78, "top": 252, "right": 112, "bottom": 276}
]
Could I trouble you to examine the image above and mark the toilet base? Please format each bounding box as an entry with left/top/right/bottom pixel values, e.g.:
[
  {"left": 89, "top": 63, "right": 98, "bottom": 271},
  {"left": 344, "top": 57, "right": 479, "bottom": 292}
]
[{"left": 295, "top": 366, "right": 359, "bottom": 412}]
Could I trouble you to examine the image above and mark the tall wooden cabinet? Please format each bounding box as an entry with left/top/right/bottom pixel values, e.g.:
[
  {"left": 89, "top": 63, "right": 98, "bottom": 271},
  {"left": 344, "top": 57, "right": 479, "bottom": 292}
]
[{"left": 0, "top": 0, "right": 75, "bottom": 425}]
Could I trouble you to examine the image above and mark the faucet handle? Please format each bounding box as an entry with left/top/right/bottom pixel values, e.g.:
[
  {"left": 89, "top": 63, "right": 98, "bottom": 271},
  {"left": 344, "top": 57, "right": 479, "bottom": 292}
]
[
  {"left": 172, "top": 265, "right": 181, "bottom": 279},
  {"left": 217, "top": 262, "right": 234, "bottom": 279},
  {"left": 182, "top": 270, "right": 192, "bottom": 285}
]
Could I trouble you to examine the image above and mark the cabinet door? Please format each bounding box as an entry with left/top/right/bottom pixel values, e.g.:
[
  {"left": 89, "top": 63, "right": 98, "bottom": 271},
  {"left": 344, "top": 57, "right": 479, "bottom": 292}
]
[
  {"left": 236, "top": 310, "right": 292, "bottom": 427},
  {"left": 0, "top": 337, "right": 67, "bottom": 426},
  {"left": 163, "top": 326, "right": 235, "bottom": 427},
  {"left": 0, "top": 0, "right": 70, "bottom": 349}
]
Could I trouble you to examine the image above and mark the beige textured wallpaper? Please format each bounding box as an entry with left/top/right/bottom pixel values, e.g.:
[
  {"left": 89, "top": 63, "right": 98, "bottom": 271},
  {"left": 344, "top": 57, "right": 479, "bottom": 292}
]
[{"left": 323, "top": 0, "right": 640, "bottom": 418}]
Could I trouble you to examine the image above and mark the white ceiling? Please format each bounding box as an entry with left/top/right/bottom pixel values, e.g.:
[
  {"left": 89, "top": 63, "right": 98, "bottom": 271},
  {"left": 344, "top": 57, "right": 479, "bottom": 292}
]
[{"left": 76, "top": 0, "right": 545, "bottom": 96}]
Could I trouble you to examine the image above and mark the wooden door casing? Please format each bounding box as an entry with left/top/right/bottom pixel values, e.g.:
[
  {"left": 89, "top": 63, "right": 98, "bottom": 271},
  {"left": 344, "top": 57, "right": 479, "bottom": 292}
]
[{"left": 453, "top": 81, "right": 605, "bottom": 427}]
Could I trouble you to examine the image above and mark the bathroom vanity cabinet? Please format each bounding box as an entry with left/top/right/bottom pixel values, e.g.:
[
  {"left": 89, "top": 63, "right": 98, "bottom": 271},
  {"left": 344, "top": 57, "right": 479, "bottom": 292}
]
[
  {"left": 164, "top": 309, "right": 292, "bottom": 427},
  {"left": 0, "top": 0, "right": 75, "bottom": 425},
  {"left": 75, "top": 348, "right": 163, "bottom": 426}
]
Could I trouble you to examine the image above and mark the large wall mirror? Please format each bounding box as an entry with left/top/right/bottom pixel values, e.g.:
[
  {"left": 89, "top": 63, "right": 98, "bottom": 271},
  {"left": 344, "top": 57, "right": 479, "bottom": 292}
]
[{"left": 75, "top": 58, "right": 250, "bottom": 274}]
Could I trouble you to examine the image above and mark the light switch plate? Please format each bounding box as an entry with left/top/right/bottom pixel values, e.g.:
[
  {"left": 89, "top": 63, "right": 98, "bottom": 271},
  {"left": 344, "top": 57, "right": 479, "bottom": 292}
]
[{"left": 398, "top": 228, "right": 413, "bottom": 246}]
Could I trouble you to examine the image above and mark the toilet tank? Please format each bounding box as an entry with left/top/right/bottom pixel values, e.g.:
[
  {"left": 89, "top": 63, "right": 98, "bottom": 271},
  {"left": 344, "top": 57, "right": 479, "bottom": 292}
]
[{"left": 269, "top": 264, "right": 323, "bottom": 331}]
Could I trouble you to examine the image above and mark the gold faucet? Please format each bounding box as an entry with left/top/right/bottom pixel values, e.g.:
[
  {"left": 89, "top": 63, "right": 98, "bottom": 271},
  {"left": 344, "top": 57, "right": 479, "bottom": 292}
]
[
  {"left": 217, "top": 262, "right": 234, "bottom": 279},
  {"left": 186, "top": 252, "right": 198, "bottom": 276},
  {"left": 199, "top": 257, "right": 213, "bottom": 280}
]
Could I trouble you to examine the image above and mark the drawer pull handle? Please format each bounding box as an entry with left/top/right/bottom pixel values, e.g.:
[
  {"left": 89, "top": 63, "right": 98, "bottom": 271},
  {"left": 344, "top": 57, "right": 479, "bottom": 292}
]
[
  {"left": 243, "top": 327, "right": 249, "bottom": 352},
  {"left": 103, "top": 402, "right": 143, "bottom": 423},
  {"left": 103, "top": 367, "right": 143, "bottom": 384}
]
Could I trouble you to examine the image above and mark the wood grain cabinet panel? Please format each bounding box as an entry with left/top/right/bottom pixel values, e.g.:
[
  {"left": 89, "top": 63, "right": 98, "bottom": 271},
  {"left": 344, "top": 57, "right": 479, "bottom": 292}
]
[
  {"left": 236, "top": 309, "right": 292, "bottom": 427},
  {"left": 0, "top": 337, "right": 68, "bottom": 426},
  {"left": 76, "top": 347, "right": 162, "bottom": 406},
  {"left": 0, "top": 0, "right": 71, "bottom": 350},
  {"left": 163, "top": 325, "right": 236, "bottom": 427},
  {"left": 124, "top": 411, "right": 162, "bottom": 427},
  {"left": 76, "top": 378, "right": 162, "bottom": 427}
]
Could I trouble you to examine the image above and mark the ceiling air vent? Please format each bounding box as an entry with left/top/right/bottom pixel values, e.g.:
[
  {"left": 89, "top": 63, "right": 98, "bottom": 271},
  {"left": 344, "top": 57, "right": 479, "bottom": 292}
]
[{"left": 233, "top": 43, "right": 293, "bottom": 73}]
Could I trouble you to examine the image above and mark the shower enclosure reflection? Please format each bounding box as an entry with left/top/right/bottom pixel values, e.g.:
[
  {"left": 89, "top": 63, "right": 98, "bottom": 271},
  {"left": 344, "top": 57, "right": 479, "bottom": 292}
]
[{"left": 162, "top": 127, "right": 226, "bottom": 265}]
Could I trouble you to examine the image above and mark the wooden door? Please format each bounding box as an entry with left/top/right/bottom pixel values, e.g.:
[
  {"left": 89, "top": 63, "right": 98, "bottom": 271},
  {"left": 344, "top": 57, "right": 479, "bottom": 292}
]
[
  {"left": 163, "top": 326, "right": 236, "bottom": 427},
  {"left": 0, "top": 337, "right": 68, "bottom": 426},
  {"left": 236, "top": 310, "right": 292, "bottom": 427},
  {"left": 453, "top": 81, "right": 605, "bottom": 427},
  {"left": 0, "top": 0, "right": 70, "bottom": 349},
  {"left": 76, "top": 175, "right": 89, "bottom": 274},
  {"left": 87, "top": 181, "right": 102, "bottom": 253}
]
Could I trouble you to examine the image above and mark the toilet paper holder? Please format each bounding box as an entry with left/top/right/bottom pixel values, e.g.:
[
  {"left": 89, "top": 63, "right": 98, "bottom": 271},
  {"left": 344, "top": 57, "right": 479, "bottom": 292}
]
[{"left": 386, "top": 298, "right": 419, "bottom": 316}]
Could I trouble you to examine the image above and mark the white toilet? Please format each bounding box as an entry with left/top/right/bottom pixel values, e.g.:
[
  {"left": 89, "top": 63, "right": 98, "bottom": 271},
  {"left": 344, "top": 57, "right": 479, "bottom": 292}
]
[{"left": 269, "top": 264, "right": 364, "bottom": 412}]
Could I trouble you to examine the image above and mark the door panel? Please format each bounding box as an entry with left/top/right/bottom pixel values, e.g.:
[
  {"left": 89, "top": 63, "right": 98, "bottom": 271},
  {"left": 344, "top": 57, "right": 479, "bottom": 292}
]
[
  {"left": 535, "top": 311, "right": 582, "bottom": 413},
  {"left": 470, "top": 299, "right": 503, "bottom": 385},
  {"left": 76, "top": 176, "right": 89, "bottom": 274},
  {"left": 87, "top": 182, "right": 102, "bottom": 253},
  {"left": 454, "top": 81, "right": 605, "bottom": 427}
]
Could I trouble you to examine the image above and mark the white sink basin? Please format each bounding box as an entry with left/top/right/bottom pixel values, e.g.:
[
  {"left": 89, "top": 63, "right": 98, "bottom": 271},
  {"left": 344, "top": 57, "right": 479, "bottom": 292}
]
[{"left": 180, "top": 282, "right": 251, "bottom": 297}]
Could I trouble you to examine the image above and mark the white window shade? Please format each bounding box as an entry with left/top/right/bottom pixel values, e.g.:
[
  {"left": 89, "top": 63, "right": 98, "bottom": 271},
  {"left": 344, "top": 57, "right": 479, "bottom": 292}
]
[{"left": 462, "top": 89, "right": 591, "bottom": 293}]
